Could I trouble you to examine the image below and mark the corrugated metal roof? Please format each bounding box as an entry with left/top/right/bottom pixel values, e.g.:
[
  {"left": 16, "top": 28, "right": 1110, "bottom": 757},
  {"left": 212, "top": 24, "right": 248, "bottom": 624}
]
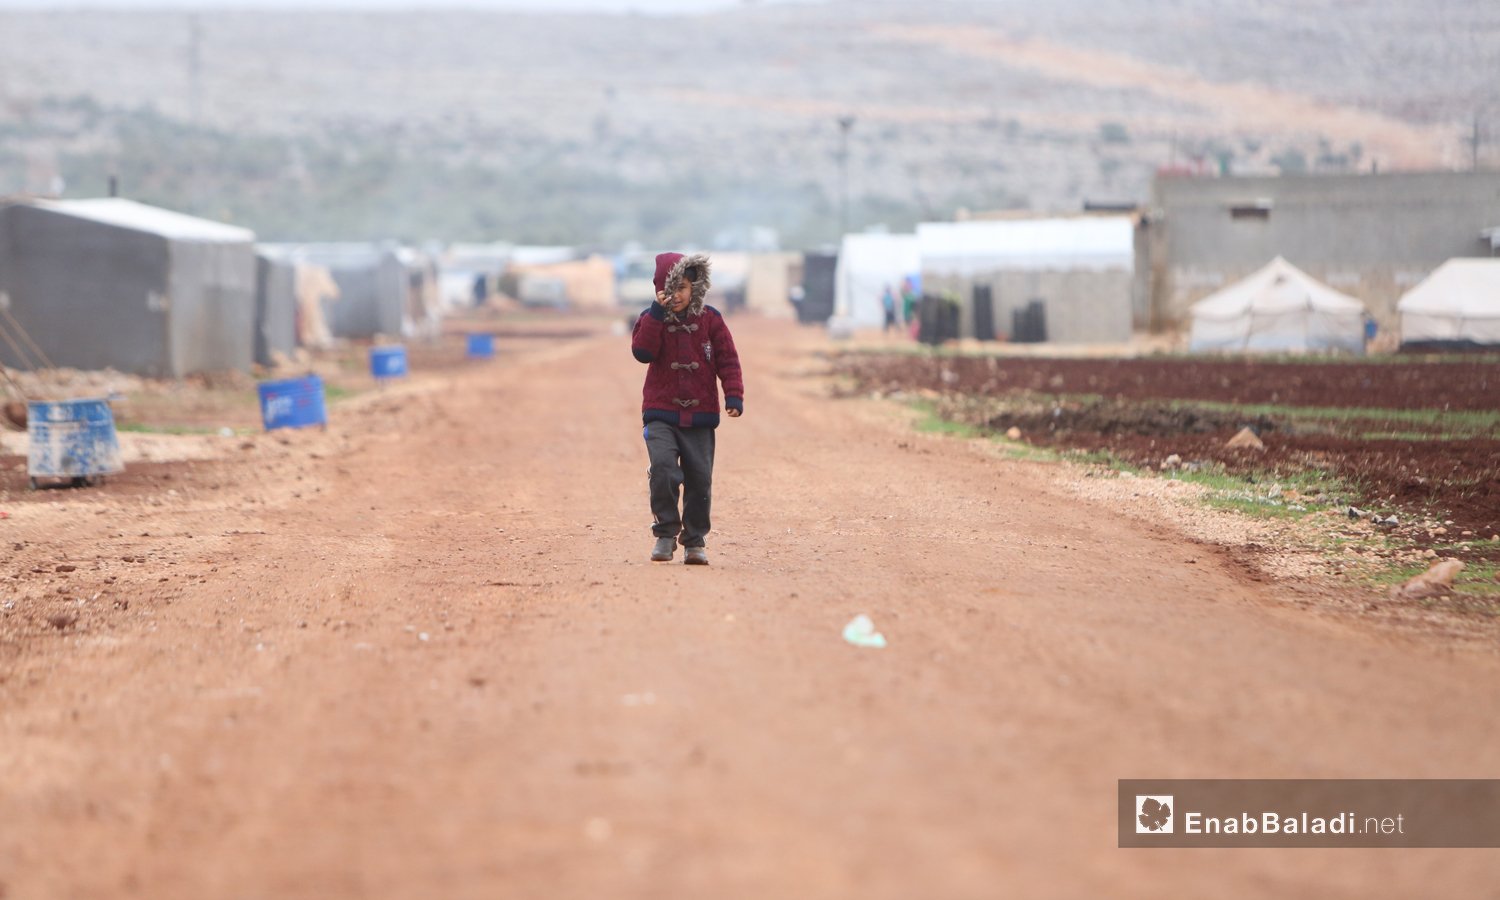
[{"left": 37, "top": 198, "right": 254, "bottom": 243}]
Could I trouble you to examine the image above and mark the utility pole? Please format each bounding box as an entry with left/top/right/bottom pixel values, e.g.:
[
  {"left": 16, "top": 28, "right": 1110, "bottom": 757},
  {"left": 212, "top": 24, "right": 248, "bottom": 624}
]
[
  {"left": 188, "top": 13, "right": 204, "bottom": 214},
  {"left": 836, "top": 115, "right": 855, "bottom": 238},
  {"left": 1473, "top": 110, "right": 1482, "bottom": 171}
]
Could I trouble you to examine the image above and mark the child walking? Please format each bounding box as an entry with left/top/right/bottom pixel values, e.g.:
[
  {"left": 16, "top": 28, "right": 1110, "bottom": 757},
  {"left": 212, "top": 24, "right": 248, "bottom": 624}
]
[{"left": 630, "top": 252, "right": 744, "bottom": 565}]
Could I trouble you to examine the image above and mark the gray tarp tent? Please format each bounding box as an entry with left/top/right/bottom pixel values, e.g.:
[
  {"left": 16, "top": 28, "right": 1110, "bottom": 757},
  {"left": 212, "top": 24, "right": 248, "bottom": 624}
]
[
  {"left": 254, "top": 249, "right": 298, "bottom": 366},
  {"left": 0, "top": 198, "right": 256, "bottom": 376},
  {"left": 263, "top": 243, "right": 406, "bottom": 339}
]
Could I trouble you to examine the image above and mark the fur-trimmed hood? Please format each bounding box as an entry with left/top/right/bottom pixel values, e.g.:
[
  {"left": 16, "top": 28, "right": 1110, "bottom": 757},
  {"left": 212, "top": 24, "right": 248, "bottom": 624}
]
[{"left": 654, "top": 252, "right": 712, "bottom": 319}]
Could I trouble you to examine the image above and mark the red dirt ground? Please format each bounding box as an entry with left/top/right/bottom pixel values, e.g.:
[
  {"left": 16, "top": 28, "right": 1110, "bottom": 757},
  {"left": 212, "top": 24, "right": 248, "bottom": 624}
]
[
  {"left": 3, "top": 320, "right": 1499, "bottom": 897},
  {"left": 836, "top": 353, "right": 1500, "bottom": 411}
]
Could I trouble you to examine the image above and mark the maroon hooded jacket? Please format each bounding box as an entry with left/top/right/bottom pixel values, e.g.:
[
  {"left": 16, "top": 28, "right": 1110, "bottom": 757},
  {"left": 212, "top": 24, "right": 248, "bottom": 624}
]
[{"left": 631, "top": 252, "right": 744, "bottom": 428}]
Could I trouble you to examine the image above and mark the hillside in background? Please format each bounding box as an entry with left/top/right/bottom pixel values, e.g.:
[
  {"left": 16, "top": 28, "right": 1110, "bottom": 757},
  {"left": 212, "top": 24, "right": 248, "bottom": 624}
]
[{"left": 1, "top": 0, "right": 1494, "bottom": 247}]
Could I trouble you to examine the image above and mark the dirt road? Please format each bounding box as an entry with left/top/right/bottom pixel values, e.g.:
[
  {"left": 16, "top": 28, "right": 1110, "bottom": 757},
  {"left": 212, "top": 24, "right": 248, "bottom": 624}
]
[{"left": 3, "top": 319, "right": 1498, "bottom": 898}]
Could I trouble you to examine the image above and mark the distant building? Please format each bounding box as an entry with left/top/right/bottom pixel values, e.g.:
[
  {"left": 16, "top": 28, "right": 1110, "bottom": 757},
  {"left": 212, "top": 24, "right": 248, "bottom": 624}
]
[
  {"left": 1145, "top": 171, "right": 1500, "bottom": 332},
  {"left": 918, "top": 215, "right": 1138, "bottom": 344}
]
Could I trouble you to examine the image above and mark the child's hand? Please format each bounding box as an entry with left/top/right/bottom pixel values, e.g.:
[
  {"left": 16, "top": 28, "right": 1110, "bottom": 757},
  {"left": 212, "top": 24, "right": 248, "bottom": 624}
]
[
  {"left": 726, "top": 408, "right": 741, "bottom": 417},
  {"left": 660, "top": 286, "right": 692, "bottom": 313}
]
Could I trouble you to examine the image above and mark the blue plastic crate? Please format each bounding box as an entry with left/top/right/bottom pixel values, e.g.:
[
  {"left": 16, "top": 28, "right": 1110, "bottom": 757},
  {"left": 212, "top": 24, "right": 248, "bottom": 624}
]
[
  {"left": 466, "top": 332, "right": 495, "bottom": 359},
  {"left": 258, "top": 375, "right": 328, "bottom": 431},
  {"left": 27, "top": 398, "right": 124, "bottom": 486},
  {"left": 371, "top": 345, "right": 408, "bottom": 379}
]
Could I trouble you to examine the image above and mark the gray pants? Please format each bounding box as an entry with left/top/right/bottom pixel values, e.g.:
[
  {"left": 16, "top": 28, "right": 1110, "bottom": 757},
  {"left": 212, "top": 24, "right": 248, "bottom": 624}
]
[{"left": 644, "top": 421, "right": 715, "bottom": 548}]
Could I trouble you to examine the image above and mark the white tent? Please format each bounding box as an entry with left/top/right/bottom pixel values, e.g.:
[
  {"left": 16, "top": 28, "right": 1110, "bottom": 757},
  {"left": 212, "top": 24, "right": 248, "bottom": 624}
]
[
  {"left": 1188, "top": 257, "right": 1367, "bottom": 354},
  {"left": 833, "top": 233, "right": 920, "bottom": 329},
  {"left": 1397, "top": 259, "right": 1500, "bottom": 346}
]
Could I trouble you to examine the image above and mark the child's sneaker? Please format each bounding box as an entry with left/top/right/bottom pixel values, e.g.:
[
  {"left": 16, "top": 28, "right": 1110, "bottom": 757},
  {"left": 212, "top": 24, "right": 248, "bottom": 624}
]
[
  {"left": 651, "top": 537, "right": 677, "bottom": 562},
  {"left": 684, "top": 546, "right": 708, "bottom": 566}
]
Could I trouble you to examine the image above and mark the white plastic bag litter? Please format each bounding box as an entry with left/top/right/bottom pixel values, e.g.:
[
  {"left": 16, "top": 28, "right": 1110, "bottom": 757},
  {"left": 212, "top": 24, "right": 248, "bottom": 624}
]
[{"left": 842, "top": 614, "right": 887, "bottom": 649}]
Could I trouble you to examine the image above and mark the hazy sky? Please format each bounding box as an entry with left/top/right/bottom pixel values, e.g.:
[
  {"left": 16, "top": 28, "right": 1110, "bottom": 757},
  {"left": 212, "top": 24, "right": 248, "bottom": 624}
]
[{"left": 0, "top": 0, "right": 823, "bottom": 10}]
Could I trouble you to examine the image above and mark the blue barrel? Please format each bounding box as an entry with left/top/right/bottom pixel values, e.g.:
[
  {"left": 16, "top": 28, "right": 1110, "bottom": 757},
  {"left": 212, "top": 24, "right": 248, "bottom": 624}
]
[
  {"left": 258, "top": 374, "right": 328, "bottom": 431},
  {"left": 27, "top": 398, "right": 124, "bottom": 482},
  {"left": 370, "top": 345, "right": 408, "bottom": 379},
  {"left": 466, "top": 332, "right": 495, "bottom": 359}
]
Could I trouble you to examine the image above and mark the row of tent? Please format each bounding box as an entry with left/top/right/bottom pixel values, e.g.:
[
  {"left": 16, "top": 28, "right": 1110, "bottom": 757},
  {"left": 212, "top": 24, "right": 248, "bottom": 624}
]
[
  {"left": 0, "top": 197, "right": 815, "bottom": 379},
  {"left": 7, "top": 195, "right": 1489, "bottom": 373},
  {"left": 446, "top": 245, "right": 806, "bottom": 321},
  {"left": 831, "top": 218, "right": 1499, "bottom": 352},
  {"left": 0, "top": 198, "right": 443, "bottom": 378},
  {"left": 1187, "top": 257, "right": 1500, "bottom": 354}
]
